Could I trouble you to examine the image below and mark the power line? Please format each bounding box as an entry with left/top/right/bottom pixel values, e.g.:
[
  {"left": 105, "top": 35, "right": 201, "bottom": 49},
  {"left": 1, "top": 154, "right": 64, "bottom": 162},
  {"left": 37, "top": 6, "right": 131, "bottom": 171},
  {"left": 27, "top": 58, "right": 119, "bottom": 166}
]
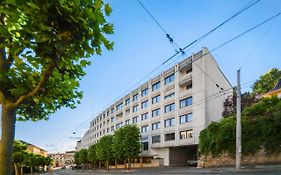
[
  {"left": 136, "top": 0, "right": 183, "bottom": 54},
  {"left": 209, "top": 11, "right": 281, "bottom": 54},
  {"left": 50, "top": 0, "right": 266, "bottom": 148},
  {"left": 161, "top": 0, "right": 262, "bottom": 65},
  {"left": 239, "top": 22, "right": 273, "bottom": 69},
  {"left": 50, "top": 11, "right": 280, "bottom": 148},
  {"left": 136, "top": 0, "right": 262, "bottom": 91}
]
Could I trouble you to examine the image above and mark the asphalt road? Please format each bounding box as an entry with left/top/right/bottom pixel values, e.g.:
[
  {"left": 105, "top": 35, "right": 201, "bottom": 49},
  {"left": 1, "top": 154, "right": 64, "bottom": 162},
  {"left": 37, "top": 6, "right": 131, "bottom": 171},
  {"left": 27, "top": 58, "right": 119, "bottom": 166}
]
[{"left": 41, "top": 165, "right": 281, "bottom": 175}]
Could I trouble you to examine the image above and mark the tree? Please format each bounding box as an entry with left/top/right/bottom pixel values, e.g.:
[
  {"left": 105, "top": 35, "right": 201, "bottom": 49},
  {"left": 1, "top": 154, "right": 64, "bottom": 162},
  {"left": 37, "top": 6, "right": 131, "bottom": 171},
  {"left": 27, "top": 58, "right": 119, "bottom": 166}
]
[
  {"left": 24, "top": 153, "right": 37, "bottom": 174},
  {"left": 0, "top": 0, "right": 113, "bottom": 174},
  {"left": 87, "top": 144, "right": 97, "bottom": 168},
  {"left": 96, "top": 135, "right": 113, "bottom": 170},
  {"left": 252, "top": 68, "right": 281, "bottom": 95},
  {"left": 74, "top": 151, "right": 80, "bottom": 165},
  {"left": 112, "top": 125, "right": 141, "bottom": 170},
  {"left": 79, "top": 149, "right": 88, "bottom": 167},
  {"left": 12, "top": 141, "right": 27, "bottom": 175},
  {"left": 222, "top": 92, "right": 258, "bottom": 117}
]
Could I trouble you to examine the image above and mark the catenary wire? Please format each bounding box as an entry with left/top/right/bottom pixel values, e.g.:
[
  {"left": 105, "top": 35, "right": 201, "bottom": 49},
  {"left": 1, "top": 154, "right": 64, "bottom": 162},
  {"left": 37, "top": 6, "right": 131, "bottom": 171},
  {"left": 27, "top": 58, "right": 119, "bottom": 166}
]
[
  {"left": 50, "top": 1, "right": 273, "bottom": 149},
  {"left": 49, "top": 11, "right": 279, "bottom": 149}
]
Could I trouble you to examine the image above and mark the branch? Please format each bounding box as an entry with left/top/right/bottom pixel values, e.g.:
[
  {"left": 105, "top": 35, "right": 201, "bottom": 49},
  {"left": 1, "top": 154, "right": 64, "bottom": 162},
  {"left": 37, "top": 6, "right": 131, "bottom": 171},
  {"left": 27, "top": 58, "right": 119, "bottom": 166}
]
[{"left": 14, "top": 58, "right": 58, "bottom": 107}]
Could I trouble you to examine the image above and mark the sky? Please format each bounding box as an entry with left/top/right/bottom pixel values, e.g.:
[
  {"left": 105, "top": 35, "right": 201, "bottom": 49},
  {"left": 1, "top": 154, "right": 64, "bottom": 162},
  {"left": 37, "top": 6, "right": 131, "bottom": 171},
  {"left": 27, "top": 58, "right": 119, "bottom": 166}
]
[{"left": 14, "top": 0, "right": 281, "bottom": 153}]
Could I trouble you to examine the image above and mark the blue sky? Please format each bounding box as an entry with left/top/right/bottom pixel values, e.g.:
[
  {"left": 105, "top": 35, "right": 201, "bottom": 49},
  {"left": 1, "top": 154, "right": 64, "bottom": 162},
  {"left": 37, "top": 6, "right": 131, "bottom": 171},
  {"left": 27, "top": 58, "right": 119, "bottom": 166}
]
[{"left": 15, "top": 0, "right": 281, "bottom": 152}]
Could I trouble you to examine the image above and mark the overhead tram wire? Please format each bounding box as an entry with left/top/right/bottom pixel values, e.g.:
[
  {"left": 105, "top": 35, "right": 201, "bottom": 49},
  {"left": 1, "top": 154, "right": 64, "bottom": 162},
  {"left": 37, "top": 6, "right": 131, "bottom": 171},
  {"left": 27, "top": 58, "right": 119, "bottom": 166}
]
[
  {"left": 51, "top": 11, "right": 279, "bottom": 149},
  {"left": 136, "top": 0, "right": 262, "bottom": 91},
  {"left": 51, "top": 0, "right": 265, "bottom": 147},
  {"left": 136, "top": 0, "right": 183, "bottom": 54},
  {"left": 157, "top": 0, "right": 262, "bottom": 65},
  {"left": 239, "top": 22, "right": 273, "bottom": 70}
]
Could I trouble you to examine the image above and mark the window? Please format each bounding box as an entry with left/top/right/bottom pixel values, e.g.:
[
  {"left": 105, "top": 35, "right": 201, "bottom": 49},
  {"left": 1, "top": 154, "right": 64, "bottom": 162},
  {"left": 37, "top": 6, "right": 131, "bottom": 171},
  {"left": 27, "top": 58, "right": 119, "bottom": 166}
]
[
  {"left": 152, "top": 108, "right": 160, "bottom": 117},
  {"left": 116, "top": 122, "right": 123, "bottom": 129},
  {"left": 133, "top": 105, "right": 138, "bottom": 112},
  {"left": 141, "top": 125, "right": 149, "bottom": 133},
  {"left": 180, "top": 113, "right": 192, "bottom": 124},
  {"left": 180, "top": 130, "right": 193, "bottom": 139},
  {"left": 141, "top": 137, "right": 149, "bottom": 151},
  {"left": 152, "top": 135, "right": 161, "bottom": 143},
  {"left": 107, "top": 128, "right": 109, "bottom": 133},
  {"left": 152, "top": 122, "right": 160, "bottom": 130},
  {"left": 152, "top": 95, "right": 160, "bottom": 104},
  {"left": 111, "top": 108, "right": 114, "bottom": 113},
  {"left": 141, "top": 88, "right": 149, "bottom": 97},
  {"left": 116, "top": 103, "right": 123, "bottom": 110},
  {"left": 132, "top": 116, "right": 138, "bottom": 123},
  {"left": 165, "top": 133, "right": 175, "bottom": 141},
  {"left": 133, "top": 94, "right": 138, "bottom": 101},
  {"left": 141, "top": 112, "right": 149, "bottom": 121},
  {"left": 164, "top": 103, "right": 175, "bottom": 113},
  {"left": 125, "top": 119, "right": 130, "bottom": 125},
  {"left": 164, "top": 74, "right": 175, "bottom": 85},
  {"left": 111, "top": 126, "right": 114, "bottom": 131},
  {"left": 111, "top": 117, "right": 115, "bottom": 122},
  {"left": 180, "top": 97, "right": 192, "bottom": 108},
  {"left": 125, "top": 98, "right": 130, "bottom": 105},
  {"left": 152, "top": 81, "right": 160, "bottom": 91},
  {"left": 165, "top": 118, "right": 175, "bottom": 127},
  {"left": 141, "top": 100, "right": 148, "bottom": 109},
  {"left": 164, "top": 93, "right": 175, "bottom": 99}
]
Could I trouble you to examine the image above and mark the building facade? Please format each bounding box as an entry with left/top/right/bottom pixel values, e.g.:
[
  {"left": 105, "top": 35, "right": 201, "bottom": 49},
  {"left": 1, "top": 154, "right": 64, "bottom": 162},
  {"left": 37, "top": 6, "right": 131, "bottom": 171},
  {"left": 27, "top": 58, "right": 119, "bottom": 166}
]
[
  {"left": 49, "top": 151, "right": 75, "bottom": 167},
  {"left": 20, "top": 140, "right": 48, "bottom": 157},
  {"left": 77, "top": 48, "right": 232, "bottom": 166}
]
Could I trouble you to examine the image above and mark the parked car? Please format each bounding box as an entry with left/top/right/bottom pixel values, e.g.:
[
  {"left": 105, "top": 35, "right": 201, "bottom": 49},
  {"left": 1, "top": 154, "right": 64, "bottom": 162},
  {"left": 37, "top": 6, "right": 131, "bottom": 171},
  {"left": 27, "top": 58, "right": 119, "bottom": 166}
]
[{"left": 187, "top": 159, "right": 198, "bottom": 166}]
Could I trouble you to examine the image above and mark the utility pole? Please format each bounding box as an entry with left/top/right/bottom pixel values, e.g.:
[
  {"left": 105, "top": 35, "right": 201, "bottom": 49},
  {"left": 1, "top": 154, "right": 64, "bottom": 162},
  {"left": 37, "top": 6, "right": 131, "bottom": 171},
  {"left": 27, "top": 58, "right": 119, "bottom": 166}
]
[{"left": 236, "top": 69, "right": 241, "bottom": 170}]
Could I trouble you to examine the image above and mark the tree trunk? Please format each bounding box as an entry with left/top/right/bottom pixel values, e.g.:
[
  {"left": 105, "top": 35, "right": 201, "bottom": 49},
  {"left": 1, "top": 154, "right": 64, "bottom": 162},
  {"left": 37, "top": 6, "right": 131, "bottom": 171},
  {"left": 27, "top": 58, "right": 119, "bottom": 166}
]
[
  {"left": 30, "top": 166, "right": 33, "bottom": 174},
  {"left": 115, "top": 160, "right": 117, "bottom": 168},
  {"left": 127, "top": 158, "right": 131, "bottom": 170},
  {"left": 0, "top": 105, "right": 16, "bottom": 175},
  {"left": 106, "top": 160, "right": 109, "bottom": 170},
  {"left": 140, "top": 157, "right": 143, "bottom": 168},
  {"left": 124, "top": 160, "right": 126, "bottom": 169},
  {"left": 20, "top": 165, "right": 23, "bottom": 175},
  {"left": 98, "top": 162, "right": 101, "bottom": 169},
  {"left": 14, "top": 163, "right": 19, "bottom": 175}
]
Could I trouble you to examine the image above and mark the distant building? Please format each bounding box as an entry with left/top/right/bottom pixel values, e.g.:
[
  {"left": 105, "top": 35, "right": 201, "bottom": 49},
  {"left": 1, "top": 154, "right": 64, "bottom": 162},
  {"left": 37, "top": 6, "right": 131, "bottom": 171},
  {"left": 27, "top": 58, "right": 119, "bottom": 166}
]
[
  {"left": 263, "top": 79, "right": 281, "bottom": 98},
  {"left": 20, "top": 140, "right": 48, "bottom": 157},
  {"left": 49, "top": 151, "right": 75, "bottom": 167},
  {"left": 78, "top": 48, "right": 232, "bottom": 166}
]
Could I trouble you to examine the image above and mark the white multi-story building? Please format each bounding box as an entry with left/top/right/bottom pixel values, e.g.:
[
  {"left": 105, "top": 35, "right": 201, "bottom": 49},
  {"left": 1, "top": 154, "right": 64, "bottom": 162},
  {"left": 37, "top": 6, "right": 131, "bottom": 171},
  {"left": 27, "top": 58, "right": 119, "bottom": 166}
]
[{"left": 77, "top": 48, "right": 232, "bottom": 166}]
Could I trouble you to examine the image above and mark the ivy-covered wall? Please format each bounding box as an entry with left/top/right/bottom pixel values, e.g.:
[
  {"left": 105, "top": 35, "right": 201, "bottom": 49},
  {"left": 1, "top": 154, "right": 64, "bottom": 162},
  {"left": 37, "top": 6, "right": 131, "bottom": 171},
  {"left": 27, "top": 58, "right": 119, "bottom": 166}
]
[{"left": 198, "top": 97, "right": 281, "bottom": 166}]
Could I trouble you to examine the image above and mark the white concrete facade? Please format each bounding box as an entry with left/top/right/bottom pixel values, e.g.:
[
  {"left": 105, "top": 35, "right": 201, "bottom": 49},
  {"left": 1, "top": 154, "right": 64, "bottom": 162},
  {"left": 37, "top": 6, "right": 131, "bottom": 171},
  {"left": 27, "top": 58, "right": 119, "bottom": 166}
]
[{"left": 77, "top": 48, "right": 232, "bottom": 166}]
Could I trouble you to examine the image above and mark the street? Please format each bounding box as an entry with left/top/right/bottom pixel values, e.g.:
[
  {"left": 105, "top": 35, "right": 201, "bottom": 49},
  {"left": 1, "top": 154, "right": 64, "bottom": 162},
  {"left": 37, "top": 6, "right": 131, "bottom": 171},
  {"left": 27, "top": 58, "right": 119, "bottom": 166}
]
[{"left": 42, "top": 165, "right": 281, "bottom": 175}]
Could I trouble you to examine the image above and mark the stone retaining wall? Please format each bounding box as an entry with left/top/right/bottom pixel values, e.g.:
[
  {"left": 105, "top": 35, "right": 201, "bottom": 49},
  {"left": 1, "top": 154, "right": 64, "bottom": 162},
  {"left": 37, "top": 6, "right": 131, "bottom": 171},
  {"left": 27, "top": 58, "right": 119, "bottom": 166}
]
[{"left": 198, "top": 149, "right": 281, "bottom": 168}]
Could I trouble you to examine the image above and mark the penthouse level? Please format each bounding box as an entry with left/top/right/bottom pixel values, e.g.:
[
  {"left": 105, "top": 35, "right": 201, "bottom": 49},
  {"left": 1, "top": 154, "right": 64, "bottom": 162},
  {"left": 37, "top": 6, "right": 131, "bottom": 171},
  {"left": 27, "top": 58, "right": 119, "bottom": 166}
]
[{"left": 77, "top": 47, "right": 232, "bottom": 166}]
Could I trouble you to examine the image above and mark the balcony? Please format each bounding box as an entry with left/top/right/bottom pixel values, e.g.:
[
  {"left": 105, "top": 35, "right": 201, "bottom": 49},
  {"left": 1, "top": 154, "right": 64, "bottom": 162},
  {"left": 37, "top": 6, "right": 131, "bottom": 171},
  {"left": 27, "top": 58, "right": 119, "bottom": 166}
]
[{"left": 179, "top": 73, "right": 192, "bottom": 87}]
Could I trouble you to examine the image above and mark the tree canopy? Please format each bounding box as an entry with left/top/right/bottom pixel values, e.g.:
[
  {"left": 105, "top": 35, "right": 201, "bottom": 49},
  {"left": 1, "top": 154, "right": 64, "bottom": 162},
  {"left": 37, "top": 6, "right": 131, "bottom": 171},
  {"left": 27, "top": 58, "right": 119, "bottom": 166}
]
[
  {"left": 0, "top": 0, "right": 113, "bottom": 173},
  {"left": 112, "top": 125, "right": 141, "bottom": 169},
  {"left": 199, "top": 96, "right": 281, "bottom": 157},
  {"left": 252, "top": 68, "right": 281, "bottom": 95}
]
